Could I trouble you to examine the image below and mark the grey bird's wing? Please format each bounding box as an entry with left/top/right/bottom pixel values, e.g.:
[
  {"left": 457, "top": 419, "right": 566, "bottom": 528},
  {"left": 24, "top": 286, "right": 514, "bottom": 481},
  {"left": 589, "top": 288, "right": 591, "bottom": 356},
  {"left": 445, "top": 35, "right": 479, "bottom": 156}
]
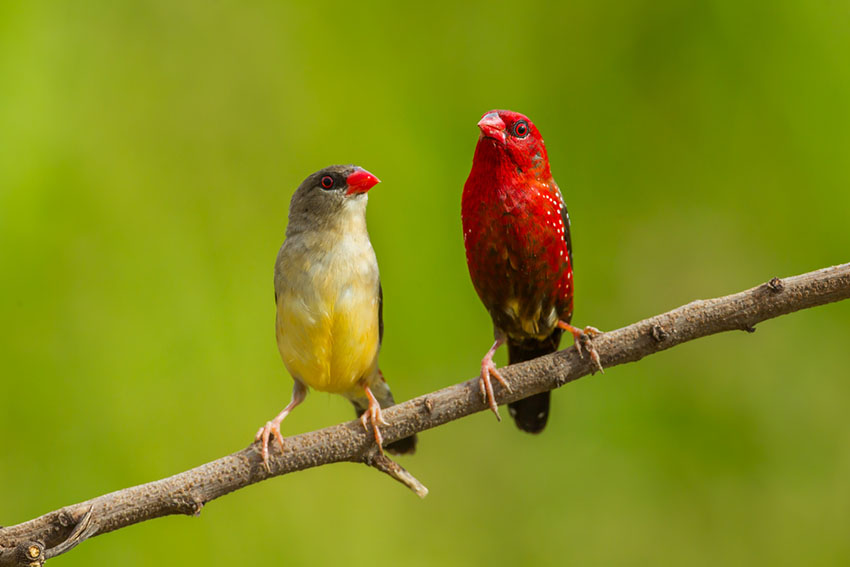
[{"left": 378, "top": 281, "right": 383, "bottom": 345}]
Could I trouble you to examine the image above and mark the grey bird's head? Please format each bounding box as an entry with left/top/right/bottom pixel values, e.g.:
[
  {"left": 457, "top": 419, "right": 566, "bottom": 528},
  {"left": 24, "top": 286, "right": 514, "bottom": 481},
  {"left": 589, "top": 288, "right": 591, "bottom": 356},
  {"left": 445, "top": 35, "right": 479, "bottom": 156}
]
[{"left": 285, "top": 164, "right": 381, "bottom": 236}]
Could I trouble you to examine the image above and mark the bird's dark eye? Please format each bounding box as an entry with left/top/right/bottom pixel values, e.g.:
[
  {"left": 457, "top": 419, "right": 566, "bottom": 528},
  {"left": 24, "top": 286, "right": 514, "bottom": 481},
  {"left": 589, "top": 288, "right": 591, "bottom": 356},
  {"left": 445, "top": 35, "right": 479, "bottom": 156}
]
[
  {"left": 512, "top": 121, "right": 529, "bottom": 138},
  {"left": 320, "top": 175, "right": 335, "bottom": 189}
]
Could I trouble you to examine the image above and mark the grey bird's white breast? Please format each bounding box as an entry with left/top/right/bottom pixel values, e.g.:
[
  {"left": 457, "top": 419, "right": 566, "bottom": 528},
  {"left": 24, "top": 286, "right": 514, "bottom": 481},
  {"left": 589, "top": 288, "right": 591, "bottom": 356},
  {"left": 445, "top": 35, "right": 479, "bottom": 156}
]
[{"left": 273, "top": 198, "right": 381, "bottom": 394}]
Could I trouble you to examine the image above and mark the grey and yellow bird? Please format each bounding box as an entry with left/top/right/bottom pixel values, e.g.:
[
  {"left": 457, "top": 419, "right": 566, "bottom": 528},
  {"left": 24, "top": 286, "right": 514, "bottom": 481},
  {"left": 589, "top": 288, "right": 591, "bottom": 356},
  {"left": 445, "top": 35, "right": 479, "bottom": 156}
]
[{"left": 255, "top": 164, "right": 416, "bottom": 467}]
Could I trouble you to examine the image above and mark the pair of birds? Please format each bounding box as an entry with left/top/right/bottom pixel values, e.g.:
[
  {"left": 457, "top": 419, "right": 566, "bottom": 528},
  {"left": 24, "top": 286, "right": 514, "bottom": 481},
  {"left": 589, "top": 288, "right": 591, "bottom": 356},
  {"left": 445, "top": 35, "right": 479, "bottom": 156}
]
[{"left": 255, "top": 109, "right": 600, "bottom": 467}]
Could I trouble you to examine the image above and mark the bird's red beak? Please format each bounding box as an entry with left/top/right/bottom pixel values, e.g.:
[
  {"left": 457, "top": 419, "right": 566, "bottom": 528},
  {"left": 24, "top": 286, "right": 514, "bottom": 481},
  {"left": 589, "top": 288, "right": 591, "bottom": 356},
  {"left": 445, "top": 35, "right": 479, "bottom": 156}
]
[
  {"left": 345, "top": 167, "right": 381, "bottom": 195},
  {"left": 478, "top": 111, "right": 506, "bottom": 143}
]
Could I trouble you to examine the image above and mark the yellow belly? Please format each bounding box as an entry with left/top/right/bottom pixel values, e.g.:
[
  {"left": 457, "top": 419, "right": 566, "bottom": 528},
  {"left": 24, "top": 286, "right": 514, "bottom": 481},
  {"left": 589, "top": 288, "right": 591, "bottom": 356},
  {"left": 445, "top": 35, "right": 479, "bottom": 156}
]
[{"left": 275, "top": 273, "right": 379, "bottom": 395}]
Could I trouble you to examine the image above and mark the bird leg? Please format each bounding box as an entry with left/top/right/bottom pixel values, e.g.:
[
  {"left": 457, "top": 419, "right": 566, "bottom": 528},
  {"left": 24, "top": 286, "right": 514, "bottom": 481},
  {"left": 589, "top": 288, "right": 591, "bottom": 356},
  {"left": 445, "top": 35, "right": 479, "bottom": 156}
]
[
  {"left": 479, "top": 336, "right": 510, "bottom": 420},
  {"left": 558, "top": 321, "right": 604, "bottom": 374},
  {"left": 360, "top": 383, "right": 390, "bottom": 452},
  {"left": 255, "top": 380, "right": 307, "bottom": 471}
]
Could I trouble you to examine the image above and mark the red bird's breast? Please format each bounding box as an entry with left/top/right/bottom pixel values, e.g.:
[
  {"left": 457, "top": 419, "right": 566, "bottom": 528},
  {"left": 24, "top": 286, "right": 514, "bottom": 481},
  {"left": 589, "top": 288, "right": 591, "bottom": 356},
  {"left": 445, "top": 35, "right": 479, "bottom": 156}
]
[{"left": 462, "top": 139, "right": 574, "bottom": 340}]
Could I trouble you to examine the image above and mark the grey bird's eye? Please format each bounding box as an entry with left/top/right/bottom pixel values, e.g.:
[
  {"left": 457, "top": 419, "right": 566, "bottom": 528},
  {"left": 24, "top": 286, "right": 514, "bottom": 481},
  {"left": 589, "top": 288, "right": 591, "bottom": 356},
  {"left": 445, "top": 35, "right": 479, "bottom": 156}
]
[{"left": 320, "top": 175, "right": 335, "bottom": 190}]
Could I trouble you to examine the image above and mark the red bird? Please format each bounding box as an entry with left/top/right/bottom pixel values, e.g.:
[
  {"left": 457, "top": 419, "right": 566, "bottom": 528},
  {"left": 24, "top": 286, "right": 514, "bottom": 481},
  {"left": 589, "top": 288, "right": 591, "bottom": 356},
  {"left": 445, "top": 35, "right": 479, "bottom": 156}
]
[{"left": 462, "top": 109, "right": 601, "bottom": 432}]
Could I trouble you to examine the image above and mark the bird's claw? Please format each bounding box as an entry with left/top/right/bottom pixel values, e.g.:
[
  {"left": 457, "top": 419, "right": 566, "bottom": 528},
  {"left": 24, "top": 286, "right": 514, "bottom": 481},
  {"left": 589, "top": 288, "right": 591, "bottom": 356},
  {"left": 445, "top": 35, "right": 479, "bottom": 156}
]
[
  {"left": 360, "top": 387, "right": 389, "bottom": 452},
  {"left": 255, "top": 421, "right": 286, "bottom": 472},
  {"left": 580, "top": 326, "right": 601, "bottom": 342},
  {"left": 479, "top": 360, "right": 510, "bottom": 421},
  {"left": 559, "top": 322, "right": 604, "bottom": 374},
  {"left": 360, "top": 407, "right": 386, "bottom": 451}
]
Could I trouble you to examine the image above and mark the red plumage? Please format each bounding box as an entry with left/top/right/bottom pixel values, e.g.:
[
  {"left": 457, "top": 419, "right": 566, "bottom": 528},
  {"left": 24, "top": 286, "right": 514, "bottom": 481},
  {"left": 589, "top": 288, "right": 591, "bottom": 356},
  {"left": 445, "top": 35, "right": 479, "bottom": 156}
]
[{"left": 462, "top": 109, "right": 595, "bottom": 432}]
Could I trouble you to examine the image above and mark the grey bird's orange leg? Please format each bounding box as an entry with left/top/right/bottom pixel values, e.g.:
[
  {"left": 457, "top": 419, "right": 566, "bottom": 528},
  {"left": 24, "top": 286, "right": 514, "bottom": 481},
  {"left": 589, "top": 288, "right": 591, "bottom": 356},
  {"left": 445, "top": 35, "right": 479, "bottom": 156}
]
[
  {"left": 557, "top": 321, "right": 603, "bottom": 373},
  {"left": 360, "top": 383, "right": 390, "bottom": 452},
  {"left": 255, "top": 380, "right": 307, "bottom": 471},
  {"left": 479, "top": 336, "right": 511, "bottom": 421}
]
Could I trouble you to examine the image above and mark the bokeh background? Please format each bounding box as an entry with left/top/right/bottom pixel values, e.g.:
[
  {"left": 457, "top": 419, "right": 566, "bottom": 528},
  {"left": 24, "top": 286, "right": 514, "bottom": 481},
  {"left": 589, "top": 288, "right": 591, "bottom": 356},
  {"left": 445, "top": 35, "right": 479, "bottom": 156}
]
[{"left": 2, "top": 1, "right": 849, "bottom": 565}]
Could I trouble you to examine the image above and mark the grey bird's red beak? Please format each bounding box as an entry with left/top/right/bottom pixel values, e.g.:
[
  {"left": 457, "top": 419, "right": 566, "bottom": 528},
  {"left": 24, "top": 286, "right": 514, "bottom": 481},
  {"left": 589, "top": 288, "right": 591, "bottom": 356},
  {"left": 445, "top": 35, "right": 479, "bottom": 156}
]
[
  {"left": 478, "top": 112, "right": 506, "bottom": 143},
  {"left": 346, "top": 167, "right": 381, "bottom": 195}
]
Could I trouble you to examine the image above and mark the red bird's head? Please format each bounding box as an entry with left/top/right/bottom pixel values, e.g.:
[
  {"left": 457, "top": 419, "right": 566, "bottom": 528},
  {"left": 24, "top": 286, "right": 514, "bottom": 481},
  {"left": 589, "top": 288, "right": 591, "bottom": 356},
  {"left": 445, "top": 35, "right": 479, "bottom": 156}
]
[{"left": 473, "top": 109, "right": 551, "bottom": 179}]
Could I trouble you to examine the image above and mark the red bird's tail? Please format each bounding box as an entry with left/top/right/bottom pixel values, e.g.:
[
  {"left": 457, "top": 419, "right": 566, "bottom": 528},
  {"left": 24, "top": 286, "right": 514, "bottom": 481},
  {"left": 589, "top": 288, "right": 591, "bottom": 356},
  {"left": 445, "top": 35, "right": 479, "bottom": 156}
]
[{"left": 506, "top": 329, "right": 564, "bottom": 433}]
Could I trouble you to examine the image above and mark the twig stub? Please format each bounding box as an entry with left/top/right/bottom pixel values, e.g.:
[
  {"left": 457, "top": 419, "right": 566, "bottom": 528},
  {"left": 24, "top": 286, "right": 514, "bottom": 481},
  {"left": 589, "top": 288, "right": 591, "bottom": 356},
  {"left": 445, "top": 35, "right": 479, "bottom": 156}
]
[{"left": 362, "top": 450, "right": 429, "bottom": 499}]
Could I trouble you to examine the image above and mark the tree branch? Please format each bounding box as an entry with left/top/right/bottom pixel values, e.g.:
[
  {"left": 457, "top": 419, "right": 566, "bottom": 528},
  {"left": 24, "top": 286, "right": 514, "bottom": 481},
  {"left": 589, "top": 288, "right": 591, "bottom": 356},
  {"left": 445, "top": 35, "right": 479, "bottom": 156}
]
[{"left": 2, "top": 263, "right": 848, "bottom": 565}]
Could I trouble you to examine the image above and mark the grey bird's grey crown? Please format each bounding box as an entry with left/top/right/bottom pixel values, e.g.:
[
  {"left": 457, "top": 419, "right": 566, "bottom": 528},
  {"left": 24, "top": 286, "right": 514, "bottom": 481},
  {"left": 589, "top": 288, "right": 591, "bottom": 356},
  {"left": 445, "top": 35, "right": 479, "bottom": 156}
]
[
  {"left": 286, "top": 164, "right": 362, "bottom": 235},
  {"left": 301, "top": 164, "right": 358, "bottom": 194}
]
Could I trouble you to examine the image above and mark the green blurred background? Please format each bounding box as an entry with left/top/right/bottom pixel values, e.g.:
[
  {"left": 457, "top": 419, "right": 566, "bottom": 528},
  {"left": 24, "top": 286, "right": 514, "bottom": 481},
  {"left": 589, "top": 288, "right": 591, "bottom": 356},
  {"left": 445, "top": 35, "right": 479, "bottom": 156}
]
[{"left": 2, "top": 1, "right": 849, "bottom": 565}]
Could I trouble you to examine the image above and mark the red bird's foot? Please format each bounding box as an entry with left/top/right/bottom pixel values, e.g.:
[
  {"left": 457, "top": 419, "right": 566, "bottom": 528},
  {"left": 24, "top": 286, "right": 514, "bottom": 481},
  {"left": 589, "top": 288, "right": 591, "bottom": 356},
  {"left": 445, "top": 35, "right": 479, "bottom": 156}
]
[
  {"left": 478, "top": 337, "right": 509, "bottom": 421},
  {"left": 558, "top": 321, "right": 604, "bottom": 374},
  {"left": 360, "top": 384, "right": 390, "bottom": 452},
  {"left": 254, "top": 381, "right": 307, "bottom": 472}
]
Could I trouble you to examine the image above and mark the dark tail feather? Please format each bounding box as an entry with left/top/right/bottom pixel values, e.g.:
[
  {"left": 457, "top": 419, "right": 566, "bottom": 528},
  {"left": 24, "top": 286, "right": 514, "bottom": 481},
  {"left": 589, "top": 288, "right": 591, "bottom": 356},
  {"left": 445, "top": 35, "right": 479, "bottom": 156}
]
[
  {"left": 506, "top": 329, "right": 563, "bottom": 434},
  {"left": 507, "top": 391, "right": 551, "bottom": 434},
  {"left": 352, "top": 376, "right": 417, "bottom": 455},
  {"left": 383, "top": 432, "right": 418, "bottom": 455}
]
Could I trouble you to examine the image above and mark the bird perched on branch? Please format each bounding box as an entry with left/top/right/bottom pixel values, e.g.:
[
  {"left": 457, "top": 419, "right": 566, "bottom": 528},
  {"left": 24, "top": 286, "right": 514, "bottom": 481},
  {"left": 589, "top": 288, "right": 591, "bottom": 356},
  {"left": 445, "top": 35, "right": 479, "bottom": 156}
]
[
  {"left": 462, "top": 110, "right": 602, "bottom": 433},
  {"left": 255, "top": 165, "right": 416, "bottom": 468}
]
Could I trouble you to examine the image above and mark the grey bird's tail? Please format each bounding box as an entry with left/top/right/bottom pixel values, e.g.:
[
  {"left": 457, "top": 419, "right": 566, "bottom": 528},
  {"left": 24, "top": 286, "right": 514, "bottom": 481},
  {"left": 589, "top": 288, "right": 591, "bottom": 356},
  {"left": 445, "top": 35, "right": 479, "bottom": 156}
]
[{"left": 506, "top": 328, "right": 564, "bottom": 433}]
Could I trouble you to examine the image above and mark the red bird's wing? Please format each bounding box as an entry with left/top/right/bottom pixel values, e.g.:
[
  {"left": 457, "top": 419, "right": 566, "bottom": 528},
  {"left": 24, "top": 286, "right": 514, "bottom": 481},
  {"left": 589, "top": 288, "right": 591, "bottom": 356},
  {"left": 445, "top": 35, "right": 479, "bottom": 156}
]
[
  {"left": 555, "top": 184, "right": 573, "bottom": 268},
  {"left": 544, "top": 181, "right": 575, "bottom": 324}
]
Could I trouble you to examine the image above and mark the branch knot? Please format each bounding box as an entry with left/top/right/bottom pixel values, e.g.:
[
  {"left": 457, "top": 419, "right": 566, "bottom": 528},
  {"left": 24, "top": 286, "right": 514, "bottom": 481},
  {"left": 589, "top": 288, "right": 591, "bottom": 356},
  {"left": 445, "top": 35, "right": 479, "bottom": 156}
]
[
  {"left": 767, "top": 277, "right": 785, "bottom": 292},
  {"left": 650, "top": 324, "right": 669, "bottom": 342}
]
